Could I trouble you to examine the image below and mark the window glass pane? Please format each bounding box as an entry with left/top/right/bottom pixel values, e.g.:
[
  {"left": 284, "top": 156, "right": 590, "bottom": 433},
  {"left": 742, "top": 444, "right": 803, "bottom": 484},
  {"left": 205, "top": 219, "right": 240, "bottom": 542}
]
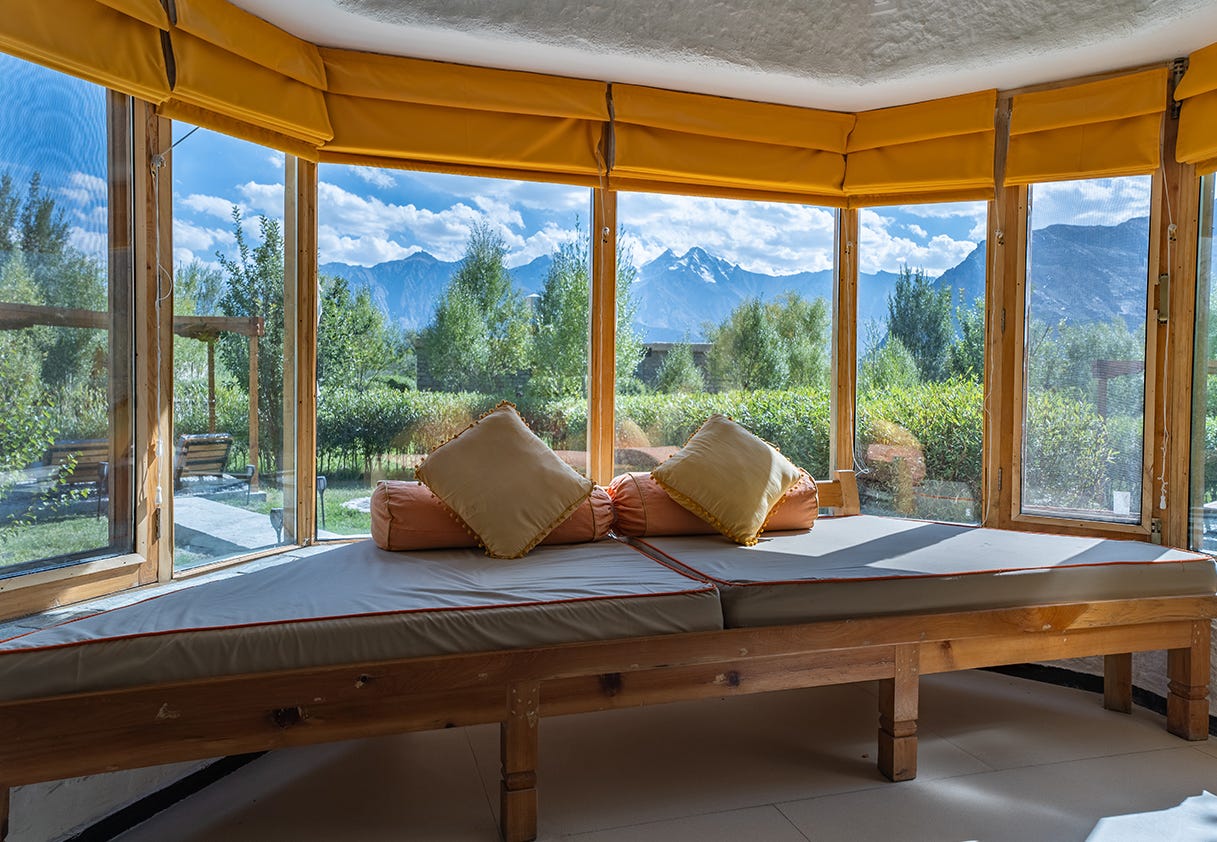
[
  {"left": 316, "top": 166, "right": 590, "bottom": 537},
  {"left": 171, "top": 126, "right": 293, "bottom": 570},
  {"left": 855, "top": 202, "right": 987, "bottom": 523},
  {"left": 0, "top": 55, "right": 134, "bottom": 574},
  {"left": 1190, "top": 174, "right": 1216, "bottom": 552},
  {"left": 1022, "top": 176, "right": 1150, "bottom": 523},
  {"left": 614, "top": 193, "right": 834, "bottom": 479}
]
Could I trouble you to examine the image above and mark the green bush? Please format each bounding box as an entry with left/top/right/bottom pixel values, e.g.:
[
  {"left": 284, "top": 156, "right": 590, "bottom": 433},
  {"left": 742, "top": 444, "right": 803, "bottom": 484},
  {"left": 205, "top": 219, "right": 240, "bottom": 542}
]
[
  {"left": 1022, "top": 389, "right": 1117, "bottom": 510},
  {"left": 316, "top": 387, "right": 499, "bottom": 479}
]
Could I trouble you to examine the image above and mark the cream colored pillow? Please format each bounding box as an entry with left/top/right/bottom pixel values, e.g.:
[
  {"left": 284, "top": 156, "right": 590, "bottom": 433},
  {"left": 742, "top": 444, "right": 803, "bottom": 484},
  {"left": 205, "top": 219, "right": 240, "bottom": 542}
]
[
  {"left": 651, "top": 414, "right": 802, "bottom": 546},
  {"left": 417, "top": 402, "right": 593, "bottom": 558}
]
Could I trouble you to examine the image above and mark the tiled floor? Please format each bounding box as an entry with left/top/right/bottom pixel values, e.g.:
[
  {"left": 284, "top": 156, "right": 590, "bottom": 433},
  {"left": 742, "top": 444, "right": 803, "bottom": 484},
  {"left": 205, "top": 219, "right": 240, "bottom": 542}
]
[{"left": 113, "top": 670, "right": 1217, "bottom": 842}]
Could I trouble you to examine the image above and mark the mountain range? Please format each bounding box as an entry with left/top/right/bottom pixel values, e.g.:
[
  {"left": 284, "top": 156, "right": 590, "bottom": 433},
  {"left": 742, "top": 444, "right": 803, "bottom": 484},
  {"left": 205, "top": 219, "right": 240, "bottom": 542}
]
[{"left": 321, "top": 216, "right": 1151, "bottom": 343}]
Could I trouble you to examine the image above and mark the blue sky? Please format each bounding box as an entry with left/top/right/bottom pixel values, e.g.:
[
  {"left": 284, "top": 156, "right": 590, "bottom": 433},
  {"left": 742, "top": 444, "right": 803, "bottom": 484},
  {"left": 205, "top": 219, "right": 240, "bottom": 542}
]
[{"left": 0, "top": 51, "right": 1156, "bottom": 285}]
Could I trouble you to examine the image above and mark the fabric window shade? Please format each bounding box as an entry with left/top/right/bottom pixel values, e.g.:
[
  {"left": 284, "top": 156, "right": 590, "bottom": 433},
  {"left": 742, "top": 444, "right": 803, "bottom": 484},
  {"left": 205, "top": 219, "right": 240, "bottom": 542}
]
[
  {"left": 319, "top": 48, "right": 608, "bottom": 184},
  {"left": 1176, "top": 42, "right": 1217, "bottom": 175},
  {"left": 845, "top": 90, "right": 996, "bottom": 207},
  {"left": 1006, "top": 68, "right": 1167, "bottom": 184},
  {"left": 0, "top": 0, "right": 170, "bottom": 102},
  {"left": 608, "top": 84, "right": 853, "bottom": 205},
  {"left": 163, "top": 0, "right": 331, "bottom": 159}
]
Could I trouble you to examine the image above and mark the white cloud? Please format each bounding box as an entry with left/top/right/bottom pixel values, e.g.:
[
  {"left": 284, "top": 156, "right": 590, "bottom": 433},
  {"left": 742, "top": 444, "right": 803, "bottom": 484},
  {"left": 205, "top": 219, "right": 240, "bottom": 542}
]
[
  {"left": 67, "top": 225, "right": 104, "bottom": 261},
  {"left": 56, "top": 171, "right": 106, "bottom": 207},
  {"left": 173, "top": 218, "right": 234, "bottom": 255},
  {"left": 907, "top": 223, "right": 927, "bottom": 238},
  {"left": 506, "top": 223, "right": 580, "bottom": 268},
  {"left": 858, "top": 208, "right": 978, "bottom": 276},
  {"left": 617, "top": 193, "right": 836, "bottom": 274},
  {"left": 318, "top": 180, "right": 485, "bottom": 263},
  {"left": 406, "top": 170, "right": 587, "bottom": 213},
  {"left": 182, "top": 193, "right": 241, "bottom": 221},
  {"left": 315, "top": 179, "right": 580, "bottom": 265},
  {"left": 236, "top": 181, "right": 285, "bottom": 217},
  {"left": 317, "top": 227, "right": 421, "bottom": 266},
  {"left": 1030, "top": 176, "right": 1152, "bottom": 229},
  {"left": 267, "top": 151, "right": 286, "bottom": 171},
  {"left": 353, "top": 167, "right": 397, "bottom": 189}
]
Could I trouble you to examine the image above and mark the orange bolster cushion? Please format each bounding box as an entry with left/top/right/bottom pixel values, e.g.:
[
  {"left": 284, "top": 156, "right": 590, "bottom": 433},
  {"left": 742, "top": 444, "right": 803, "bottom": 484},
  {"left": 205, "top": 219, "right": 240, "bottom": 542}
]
[
  {"left": 607, "top": 471, "right": 818, "bottom": 537},
  {"left": 370, "top": 480, "right": 614, "bottom": 551}
]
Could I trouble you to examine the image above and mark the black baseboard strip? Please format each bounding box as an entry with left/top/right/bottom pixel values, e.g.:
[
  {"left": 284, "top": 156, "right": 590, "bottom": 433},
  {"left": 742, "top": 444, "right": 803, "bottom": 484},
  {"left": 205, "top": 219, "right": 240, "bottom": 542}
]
[
  {"left": 65, "top": 752, "right": 265, "bottom": 842},
  {"left": 985, "top": 663, "right": 1217, "bottom": 737}
]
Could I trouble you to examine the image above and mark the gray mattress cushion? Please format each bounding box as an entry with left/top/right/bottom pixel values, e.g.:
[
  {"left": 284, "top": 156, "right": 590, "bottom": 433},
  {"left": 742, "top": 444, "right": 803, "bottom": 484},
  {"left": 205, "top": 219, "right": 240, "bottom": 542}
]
[
  {"left": 634, "top": 515, "right": 1217, "bottom": 627},
  {"left": 0, "top": 540, "right": 722, "bottom": 701}
]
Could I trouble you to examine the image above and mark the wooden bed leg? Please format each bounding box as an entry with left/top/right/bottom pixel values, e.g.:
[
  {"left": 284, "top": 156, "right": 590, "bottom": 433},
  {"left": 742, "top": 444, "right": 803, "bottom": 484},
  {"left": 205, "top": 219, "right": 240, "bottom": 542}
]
[
  {"left": 500, "top": 681, "right": 540, "bottom": 842},
  {"left": 1103, "top": 653, "right": 1133, "bottom": 713},
  {"left": 878, "top": 645, "right": 919, "bottom": 782},
  {"left": 1, "top": 785, "right": 10, "bottom": 842},
  {"left": 1167, "top": 621, "right": 1211, "bottom": 741}
]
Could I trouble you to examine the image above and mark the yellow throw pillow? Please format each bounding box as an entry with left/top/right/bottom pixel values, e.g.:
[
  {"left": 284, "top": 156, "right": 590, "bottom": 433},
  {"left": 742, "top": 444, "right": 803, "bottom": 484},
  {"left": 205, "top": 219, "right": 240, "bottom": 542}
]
[
  {"left": 417, "top": 402, "right": 594, "bottom": 559},
  {"left": 651, "top": 414, "right": 802, "bottom": 546}
]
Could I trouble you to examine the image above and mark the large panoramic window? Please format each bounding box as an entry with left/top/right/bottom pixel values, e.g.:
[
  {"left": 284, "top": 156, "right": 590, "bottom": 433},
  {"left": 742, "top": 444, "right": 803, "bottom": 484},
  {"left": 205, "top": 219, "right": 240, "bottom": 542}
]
[
  {"left": 315, "top": 166, "right": 591, "bottom": 536},
  {"left": 1190, "top": 173, "right": 1217, "bottom": 552},
  {"left": 0, "top": 55, "right": 134, "bottom": 574},
  {"left": 855, "top": 202, "right": 987, "bottom": 523},
  {"left": 614, "top": 193, "right": 835, "bottom": 479},
  {"left": 1021, "top": 176, "right": 1151, "bottom": 523},
  {"left": 171, "top": 126, "right": 294, "bottom": 570}
]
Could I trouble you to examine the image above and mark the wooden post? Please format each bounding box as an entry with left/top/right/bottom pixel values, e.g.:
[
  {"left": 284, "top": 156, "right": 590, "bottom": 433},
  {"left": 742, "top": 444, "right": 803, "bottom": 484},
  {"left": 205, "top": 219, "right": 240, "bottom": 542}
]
[
  {"left": 1103, "top": 653, "right": 1133, "bottom": 714},
  {"left": 207, "top": 338, "right": 217, "bottom": 433},
  {"left": 588, "top": 190, "right": 617, "bottom": 485},
  {"left": 286, "top": 158, "right": 319, "bottom": 545},
  {"left": 878, "top": 644, "right": 919, "bottom": 781},
  {"left": 831, "top": 208, "right": 858, "bottom": 475},
  {"left": 500, "top": 681, "right": 540, "bottom": 842},
  {"left": 1, "top": 785, "right": 9, "bottom": 842},
  {"left": 248, "top": 333, "right": 260, "bottom": 492},
  {"left": 1167, "top": 620, "right": 1211, "bottom": 740},
  {"left": 106, "top": 90, "right": 134, "bottom": 553}
]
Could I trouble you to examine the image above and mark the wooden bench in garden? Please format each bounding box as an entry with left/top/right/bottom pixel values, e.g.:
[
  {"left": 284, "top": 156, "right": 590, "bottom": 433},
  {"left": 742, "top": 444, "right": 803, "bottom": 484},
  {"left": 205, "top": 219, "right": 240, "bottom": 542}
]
[{"left": 174, "top": 433, "right": 253, "bottom": 499}]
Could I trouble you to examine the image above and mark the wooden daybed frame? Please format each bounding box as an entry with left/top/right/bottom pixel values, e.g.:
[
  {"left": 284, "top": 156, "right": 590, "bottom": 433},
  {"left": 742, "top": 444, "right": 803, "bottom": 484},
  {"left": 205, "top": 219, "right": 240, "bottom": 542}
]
[{"left": 0, "top": 471, "right": 1213, "bottom": 842}]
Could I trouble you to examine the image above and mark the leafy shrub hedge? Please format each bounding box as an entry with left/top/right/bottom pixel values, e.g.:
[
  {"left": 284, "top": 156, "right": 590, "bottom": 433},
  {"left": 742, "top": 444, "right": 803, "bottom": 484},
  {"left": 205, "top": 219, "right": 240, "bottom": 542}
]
[{"left": 169, "top": 375, "right": 1139, "bottom": 508}]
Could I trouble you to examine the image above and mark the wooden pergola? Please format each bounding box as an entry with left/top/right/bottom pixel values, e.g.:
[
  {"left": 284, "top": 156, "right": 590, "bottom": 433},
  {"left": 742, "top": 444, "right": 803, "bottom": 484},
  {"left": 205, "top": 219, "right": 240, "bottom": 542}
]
[{"left": 0, "top": 301, "right": 265, "bottom": 487}]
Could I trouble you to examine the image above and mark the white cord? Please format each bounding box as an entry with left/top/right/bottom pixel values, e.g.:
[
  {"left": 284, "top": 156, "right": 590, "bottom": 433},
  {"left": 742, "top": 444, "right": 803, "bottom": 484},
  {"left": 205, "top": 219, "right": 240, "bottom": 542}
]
[{"left": 1157, "top": 167, "right": 1176, "bottom": 512}]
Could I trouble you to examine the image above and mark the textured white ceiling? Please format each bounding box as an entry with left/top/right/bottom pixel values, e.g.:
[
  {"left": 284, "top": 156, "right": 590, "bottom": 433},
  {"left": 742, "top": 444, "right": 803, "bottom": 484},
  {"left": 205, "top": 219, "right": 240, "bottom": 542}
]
[{"left": 232, "top": 0, "right": 1217, "bottom": 110}]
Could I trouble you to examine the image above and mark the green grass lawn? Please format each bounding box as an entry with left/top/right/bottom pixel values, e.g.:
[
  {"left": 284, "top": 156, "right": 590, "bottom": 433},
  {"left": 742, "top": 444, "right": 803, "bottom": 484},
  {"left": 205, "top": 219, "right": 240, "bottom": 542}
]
[
  {"left": 1, "top": 515, "right": 109, "bottom": 569},
  {"left": 1, "top": 480, "right": 380, "bottom": 573}
]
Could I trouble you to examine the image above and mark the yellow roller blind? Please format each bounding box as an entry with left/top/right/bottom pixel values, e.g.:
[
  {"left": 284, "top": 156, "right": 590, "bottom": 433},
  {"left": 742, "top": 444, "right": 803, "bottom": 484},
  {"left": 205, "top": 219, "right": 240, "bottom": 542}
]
[
  {"left": 608, "top": 84, "right": 853, "bottom": 205},
  {"left": 1176, "top": 41, "right": 1217, "bottom": 175},
  {"left": 845, "top": 90, "right": 996, "bottom": 207},
  {"left": 319, "top": 48, "right": 609, "bottom": 184},
  {"left": 0, "top": 0, "right": 170, "bottom": 102},
  {"left": 1006, "top": 68, "right": 1167, "bottom": 184},
  {"left": 164, "top": 0, "right": 331, "bottom": 158},
  {"left": 96, "top": 0, "right": 170, "bottom": 29}
]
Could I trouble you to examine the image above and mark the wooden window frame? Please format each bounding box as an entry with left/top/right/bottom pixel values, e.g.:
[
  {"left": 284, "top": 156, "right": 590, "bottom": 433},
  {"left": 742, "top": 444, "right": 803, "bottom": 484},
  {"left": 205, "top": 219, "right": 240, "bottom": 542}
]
[{"left": 5, "top": 63, "right": 1210, "bottom": 622}]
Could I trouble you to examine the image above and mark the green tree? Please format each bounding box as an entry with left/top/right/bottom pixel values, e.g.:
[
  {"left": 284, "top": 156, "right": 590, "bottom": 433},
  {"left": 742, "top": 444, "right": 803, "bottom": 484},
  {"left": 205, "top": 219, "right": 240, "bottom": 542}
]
[
  {"left": 655, "top": 339, "right": 704, "bottom": 393},
  {"left": 706, "top": 298, "right": 788, "bottom": 390},
  {"left": 419, "top": 223, "right": 531, "bottom": 393},
  {"left": 615, "top": 240, "right": 646, "bottom": 394},
  {"left": 318, "top": 274, "right": 411, "bottom": 390},
  {"left": 527, "top": 239, "right": 590, "bottom": 403},
  {"left": 175, "top": 260, "right": 226, "bottom": 317},
  {"left": 0, "top": 329, "right": 60, "bottom": 540},
  {"left": 0, "top": 172, "right": 20, "bottom": 252},
  {"left": 947, "top": 293, "right": 985, "bottom": 382},
  {"left": 887, "top": 266, "right": 952, "bottom": 382},
  {"left": 770, "top": 292, "right": 830, "bottom": 389},
  {"left": 859, "top": 335, "right": 921, "bottom": 393},
  {"left": 216, "top": 208, "right": 285, "bottom": 475}
]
